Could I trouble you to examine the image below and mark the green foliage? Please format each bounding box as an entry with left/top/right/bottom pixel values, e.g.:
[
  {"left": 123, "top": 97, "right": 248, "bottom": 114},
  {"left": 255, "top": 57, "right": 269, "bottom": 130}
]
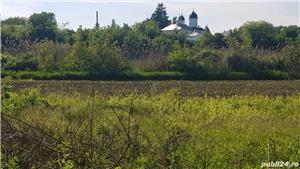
[
  {"left": 86, "top": 42, "right": 125, "bottom": 73},
  {"left": 225, "top": 48, "right": 281, "bottom": 78},
  {"left": 283, "top": 40, "right": 300, "bottom": 78},
  {"left": 64, "top": 32, "right": 126, "bottom": 72},
  {"left": 1, "top": 52, "right": 38, "bottom": 71},
  {"left": 1, "top": 11, "right": 300, "bottom": 80},
  {"left": 1, "top": 25, "right": 30, "bottom": 42},
  {"left": 168, "top": 44, "right": 203, "bottom": 73},
  {"left": 7, "top": 155, "right": 20, "bottom": 169},
  {"left": 150, "top": 3, "right": 171, "bottom": 29},
  {"left": 122, "top": 29, "right": 149, "bottom": 57},
  {"left": 1, "top": 17, "right": 30, "bottom": 43},
  {"left": 2, "top": 17, "right": 27, "bottom": 25},
  {"left": 2, "top": 88, "right": 49, "bottom": 115},
  {"left": 239, "top": 21, "right": 279, "bottom": 49},
  {"left": 168, "top": 45, "right": 228, "bottom": 76},
  {"left": 199, "top": 32, "right": 228, "bottom": 49},
  {"left": 74, "top": 26, "right": 90, "bottom": 44},
  {"left": 28, "top": 12, "right": 57, "bottom": 41},
  {"left": 56, "top": 28, "right": 76, "bottom": 44},
  {"left": 195, "top": 49, "right": 227, "bottom": 74},
  {"left": 1, "top": 70, "right": 185, "bottom": 80},
  {"left": 1, "top": 53, "right": 18, "bottom": 70},
  {"left": 227, "top": 49, "right": 258, "bottom": 72},
  {"left": 152, "top": 33, "right": 176, "bottom": 53},
  {"left": 34, "top": 40, "right": 68, "bottom": 71},
  {"left": 279, "top": 25, "right": 300, "bottom": 43},
  {"left": 2, "top": 88, "right": 300, "bottom": 168},
  {"left": 134, "top": 20, "right": 160, "bottom": 39}
]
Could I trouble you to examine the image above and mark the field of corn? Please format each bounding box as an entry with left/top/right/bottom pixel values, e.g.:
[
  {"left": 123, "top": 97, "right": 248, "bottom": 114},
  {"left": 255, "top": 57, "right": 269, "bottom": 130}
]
[{"left": 2, "top": 80, "right": 300, "bottom": 168}]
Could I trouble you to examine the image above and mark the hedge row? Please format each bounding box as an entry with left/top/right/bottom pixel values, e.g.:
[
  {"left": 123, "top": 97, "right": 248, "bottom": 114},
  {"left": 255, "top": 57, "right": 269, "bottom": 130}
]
[{"left": 1, "top": 70, "right": 290, "bottom": 81}]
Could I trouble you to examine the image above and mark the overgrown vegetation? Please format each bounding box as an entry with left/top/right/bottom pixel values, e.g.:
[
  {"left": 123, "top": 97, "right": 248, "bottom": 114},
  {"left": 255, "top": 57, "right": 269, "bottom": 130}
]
[
  {"left": 2, "top": 86, "right": 300, "bottom": 168},
  {"left": 7, "top": 80, "right": 300, "bottom": 97},
  {"left": 2, "top": 3, "right": 300, "bottom": 80}
]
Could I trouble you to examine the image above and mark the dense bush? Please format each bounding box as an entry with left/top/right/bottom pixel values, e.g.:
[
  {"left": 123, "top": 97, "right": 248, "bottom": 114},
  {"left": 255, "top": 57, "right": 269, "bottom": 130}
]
[
  {"left": 195, "top": 49, "right": 227, "bottom": 74},
  {"left": 199, "top": 32, "right": 228, "bottom": 49},
  {"left": 283, "top": 40, "right": 300, "bottom": 79},
  {"left": 62, "top": 37, "right": 126, "bottom": 73},
  {"left": 1, "top": 70, "right": 186, "bottom": 80},
  {"left": 168, "top": 44, "right": 204, "bottom": 74},
  {"left": 1, "top": 52, "right": 38, "bottom": 71}
]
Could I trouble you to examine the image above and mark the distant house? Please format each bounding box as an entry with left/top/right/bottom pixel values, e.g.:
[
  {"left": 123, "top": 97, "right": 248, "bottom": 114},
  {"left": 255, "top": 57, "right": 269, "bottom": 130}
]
[{"left": 161, "top": 11, "right": 205, "bottom": 41}]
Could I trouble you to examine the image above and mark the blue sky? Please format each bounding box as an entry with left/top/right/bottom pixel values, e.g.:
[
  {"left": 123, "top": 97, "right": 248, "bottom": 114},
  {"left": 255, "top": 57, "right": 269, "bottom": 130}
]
[{"left": 2, "top": 0, "right": 299, "bottom": 33}]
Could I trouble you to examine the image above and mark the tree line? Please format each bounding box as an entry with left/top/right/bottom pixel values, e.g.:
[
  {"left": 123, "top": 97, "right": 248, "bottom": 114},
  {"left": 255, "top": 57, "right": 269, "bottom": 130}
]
[{"left": 2, "top": 3, "right": 300, "bottom": 79}]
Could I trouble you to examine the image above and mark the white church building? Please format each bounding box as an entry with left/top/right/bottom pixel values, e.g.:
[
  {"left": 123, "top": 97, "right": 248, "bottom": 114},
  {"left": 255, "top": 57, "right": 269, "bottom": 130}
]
[{"left": 161, "top": 11, "right": 205, "bottom": 41}]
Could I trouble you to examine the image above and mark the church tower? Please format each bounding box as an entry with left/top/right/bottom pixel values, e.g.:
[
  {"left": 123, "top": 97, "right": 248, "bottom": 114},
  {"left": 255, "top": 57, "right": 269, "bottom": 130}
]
[
  {"left": 189, "top": 11, "right": 198, "bottom": 28},
  {"left": 177, "top": 15, "right": 185, "bottom": 26},
  {"left": 95, "top": 11, "right": 99, "bottom": 29}
]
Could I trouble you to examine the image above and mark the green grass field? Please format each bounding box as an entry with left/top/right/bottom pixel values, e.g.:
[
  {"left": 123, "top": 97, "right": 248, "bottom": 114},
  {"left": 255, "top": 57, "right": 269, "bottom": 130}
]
[{"left": 2, "top": 80, "right": 300, "bottom": 168}]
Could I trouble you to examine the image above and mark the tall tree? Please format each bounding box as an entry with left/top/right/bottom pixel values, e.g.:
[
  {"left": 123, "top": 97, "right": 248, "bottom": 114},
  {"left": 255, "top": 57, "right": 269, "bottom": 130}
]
[
  {"left": 1, "top": 17, "right": 30, "bottom": 44},
  {"left": 199, "top": 32, "right": 228, "bottom": 49},
  {"left": 2, "top": 17, "right": 27, "bottom": 25},
  {"left": 239, "top": 21, "right": 277, "bottom": 49},
  {"left": 28, "top": 12, "right": 57, "bottom": 41},
  {"left": 150, "top": 3, "right": 171, "bottom": 29}
]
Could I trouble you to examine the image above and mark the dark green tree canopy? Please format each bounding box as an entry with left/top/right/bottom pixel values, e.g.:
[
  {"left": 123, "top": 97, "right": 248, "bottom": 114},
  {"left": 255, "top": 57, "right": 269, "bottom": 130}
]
[
  {"left": 2, "top": 17, "right": 27, "bottom": 25},
  {"left": 134, "top": 20, "right": 160, "bottom": 39},
  {"left": 199, "top": 32, "right": 228, "bottom": 49},
  {"left": 280, "top": 25, "right": 300, "bottom": 40},
  {"left": 150, "top": 3, "right": 171, "bottom": 29},
  {"left": 28, "top": 12, "right": 57, "bottom": 41},
  {"left": 239, "top": 21, "right": 278, "bottom": 49}
]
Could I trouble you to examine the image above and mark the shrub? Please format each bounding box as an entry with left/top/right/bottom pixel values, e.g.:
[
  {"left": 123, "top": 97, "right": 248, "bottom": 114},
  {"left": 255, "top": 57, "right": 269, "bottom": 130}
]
[
  {"left": 1, "top": 52, "right": 38, "bottom": 71},
  {"left": 283, "top": 40, "right": 300, "bottom": 79},
  {"left": 195, "top": 49, "right": 228, "bottom": 74},
  {"left": 33, "top": 40, "right": 70, "bottom": 71},
  {"left": 87, "top": 42, "right": 126, "bottom": 73},
  {"left": 226, "top": 48, "right": 267, "bottom": 76},
  {"left": 3, "top": 88, "right": 49, "bottom": 116},
  {"left": 2, "top": 89, "right": 300, "bottom": 168},
  {"left": 168, "top": 44, "right": 204, "bottom": 74},
  {"left": 1, "top": 52, "right": 18, "bottom": 70}
]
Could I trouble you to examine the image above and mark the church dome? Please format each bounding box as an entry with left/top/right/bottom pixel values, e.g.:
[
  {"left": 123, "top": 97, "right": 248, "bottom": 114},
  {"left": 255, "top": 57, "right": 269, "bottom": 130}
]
[
  {"left": 189, "top": 11, "right": 198, "bottom": 19},
  {"left": 178, "top": 15, "right": 185, "bottom": 21}
]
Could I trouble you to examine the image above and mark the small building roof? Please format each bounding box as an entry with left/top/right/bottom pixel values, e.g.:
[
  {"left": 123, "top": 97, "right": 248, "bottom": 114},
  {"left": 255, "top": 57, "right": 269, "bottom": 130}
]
[
  {"left": 161, "top": 23, "right": 205, "bottom": 33},
  {"left": 161, "top": 24, "right": 182, "bottom": 31}
]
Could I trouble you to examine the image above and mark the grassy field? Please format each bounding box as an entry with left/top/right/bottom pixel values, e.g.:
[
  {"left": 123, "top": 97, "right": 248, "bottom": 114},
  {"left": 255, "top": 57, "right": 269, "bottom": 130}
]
[{"left": 2, "top": 80, "right": 300, "bottom": 168}]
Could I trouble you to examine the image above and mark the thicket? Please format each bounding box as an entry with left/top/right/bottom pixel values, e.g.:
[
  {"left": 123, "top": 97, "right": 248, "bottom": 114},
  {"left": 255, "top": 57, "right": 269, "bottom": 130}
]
[
  {"left": 1, "top": 3, "right": 300, "bottom": 80},
  {"left": 2, "top": 87, "right": 300, "bottom": 168}
]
